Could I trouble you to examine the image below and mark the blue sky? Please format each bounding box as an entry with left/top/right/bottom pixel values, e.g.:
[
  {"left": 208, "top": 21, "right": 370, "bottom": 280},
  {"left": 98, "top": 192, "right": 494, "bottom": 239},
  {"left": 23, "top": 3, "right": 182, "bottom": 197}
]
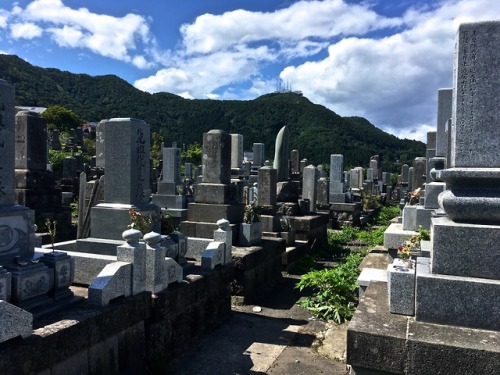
[{"left": 1, "top": 0, "right": 500, "bottom": 141}]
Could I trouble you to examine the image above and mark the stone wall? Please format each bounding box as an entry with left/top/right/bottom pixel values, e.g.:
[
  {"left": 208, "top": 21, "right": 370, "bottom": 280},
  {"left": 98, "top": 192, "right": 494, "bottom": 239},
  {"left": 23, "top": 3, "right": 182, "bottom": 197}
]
[{"left": 0, "top": 265, "right": 232, "bottom": 375}]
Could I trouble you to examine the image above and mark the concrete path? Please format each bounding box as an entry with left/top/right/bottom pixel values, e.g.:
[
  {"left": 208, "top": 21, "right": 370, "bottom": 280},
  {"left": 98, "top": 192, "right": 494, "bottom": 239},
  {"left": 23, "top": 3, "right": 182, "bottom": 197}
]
[{"left": 166, "top": 275, "right": 350, "bottom": 375}]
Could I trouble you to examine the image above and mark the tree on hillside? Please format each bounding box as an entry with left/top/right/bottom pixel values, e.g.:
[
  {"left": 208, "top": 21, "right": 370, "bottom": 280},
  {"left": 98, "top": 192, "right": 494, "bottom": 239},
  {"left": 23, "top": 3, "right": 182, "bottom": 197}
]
[
  {"left": 151, "top": 131, "right": 164, "bottom": 168},
  {"left": 42, "top": 105, "right": 81, "bottom": 133},
  {"left": 182, "top": 142, "right": 202, "bottom": 166}
]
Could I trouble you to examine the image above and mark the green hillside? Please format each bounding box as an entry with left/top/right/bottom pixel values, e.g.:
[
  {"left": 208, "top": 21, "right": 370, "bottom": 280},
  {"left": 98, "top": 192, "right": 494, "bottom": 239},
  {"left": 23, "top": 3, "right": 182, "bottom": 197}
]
[{"left": 0, "top": 54, "right": 425, "bottom": 170}]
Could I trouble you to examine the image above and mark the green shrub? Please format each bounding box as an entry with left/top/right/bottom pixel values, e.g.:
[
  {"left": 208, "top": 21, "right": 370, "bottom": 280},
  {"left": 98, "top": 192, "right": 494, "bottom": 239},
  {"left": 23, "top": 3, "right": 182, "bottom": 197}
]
[
  {"left": 295, "top": 252, "right": 365, "bottom": 324},
  {"left": 373, "top": 204, "right": 400, "bottom": 226}
]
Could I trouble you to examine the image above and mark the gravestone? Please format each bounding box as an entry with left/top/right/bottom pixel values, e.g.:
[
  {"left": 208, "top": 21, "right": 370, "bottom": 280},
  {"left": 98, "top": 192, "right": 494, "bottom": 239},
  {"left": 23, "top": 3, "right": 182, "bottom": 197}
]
[
  {"left": 257, "top": 166, "right": 277, "bottom": 207},
  {"left": 302, "top": 165, "right": 318, "bottom": 212},
  {"left": 436, "top": 88, "right": 452, "bottom": 162},
  {"left": 50, "top": 129, "right": 62, "bottom": 151},
  {"left": 370, "top": 155, "right": 381, "bottom": 180},
  {"left": 0, "top": 80, "right": 75, "bottom": 313},
  {"left": 14, "top": 111, "right": 70, "bottom": 232},
  {"left": 350, "top": 167, "right": 364, "bottom": 190},
  {"left": 95, "top": 120, "right": 106, "bottom": 168},
  {"left": 316, "top": 177, "right": 329, "bottom": 207},
  {"left": 416, "top": 21, "right": 500, "bottom": 331},
  {"left": 152, "top": 144, "right": 187, "bottom": 224},
  {"left": 401, "top": 164, "right": 409, "bottom": 186},
  {"left": 252, "top": 143, "right": 265, "bottom": 169},
  {"left": 290, "top": 149, "right": 300, "bottom": 175},
  {"left": 412, "top": 157, "right": 426, "bottom": 190},
  {"left": 273, "top": 126, "right": 289, "bottom": 182},
  {"left": 0, "top": 81, "right": 36, "bottom": 264},
  {"left": 91, "top": 118, "right": 160, "bottom": 240},
  {"left": 329, "top": 154, "right": 345, "bottom": 203},
  {"left": 180, "top": 129, "right": 244, "bottom": 243},
  {"left": 230, "top": 133, "right": 243, "bottom": 172},
  {"left": 425, "top": 132, "right": 436, "bottom": 180}
]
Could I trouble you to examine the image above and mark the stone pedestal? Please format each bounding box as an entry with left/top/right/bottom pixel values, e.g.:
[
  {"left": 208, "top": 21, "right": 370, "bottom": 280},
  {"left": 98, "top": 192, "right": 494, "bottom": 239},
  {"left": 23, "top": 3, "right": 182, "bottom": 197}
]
[
  {"left": 6, "top": 260, "right": 54, "bottom": 311},
  {"left": 387, "top": 262, "right": 415, "bottom": 315},
  {"left": 39, "top": 251, "right": 75, "bottom": 301}
]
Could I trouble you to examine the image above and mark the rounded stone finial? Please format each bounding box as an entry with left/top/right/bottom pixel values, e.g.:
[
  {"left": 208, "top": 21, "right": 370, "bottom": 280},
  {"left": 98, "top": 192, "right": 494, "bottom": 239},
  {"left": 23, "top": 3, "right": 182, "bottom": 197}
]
[
  {"left": 122, "top": 228, "right": 142, "bottom": 244},
  {"left": 143, "top": 231, "right": 162, "bottom": 246},
  {"left": 216, "top": 218, "right": 230, "bottom": 231}
]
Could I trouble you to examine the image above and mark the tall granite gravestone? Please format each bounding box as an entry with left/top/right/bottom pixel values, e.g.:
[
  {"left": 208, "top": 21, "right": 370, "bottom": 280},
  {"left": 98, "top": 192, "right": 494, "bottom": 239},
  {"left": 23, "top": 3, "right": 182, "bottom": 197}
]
[
  {"left": 252, "top": 143, "right": 265, "bottom": 170},
  {"left": 95, "top": 120, "right": 106, "bottom": 168},
  {"left": 436, "top": 88, "right": 452, "bottom": 166},
  {"left": 180, "top": 129, "right": 244, "bottom": 243},
  {"left": 0, "top": 80, "right": 75, "bottom": 313},
  {"left": 0, "top": 81, "right": 35, "bottom": 263},
  {"left": 350, "top": 167, "right": 364, "bottom": 190},
  {"left": 370, "top": 155, "right": 381, "bottom": 180},
  {"left": 50, "top": 129, "right": 62, "bottom": 151},
  {"left": 401, "top": 164, "right": 409, "bottom": 186},
  {"left": 425, "top": 132, "right": 436, "bottom": 181},
  {"left": 329, "top": 154, "right": 345, "bottom": 203},
  {"left": 257, "top": 166, "right": 280, "bottom": 232},
  {"left": 415, "top": 21, "right": 500, "bottom": 331},
  {"left": 302, "top": 165, "right": 318, "bottom": 212},
  {"left": 14, "top": 111, "right": 71, "bottom": 234},
  {"left": 90, "top": 118, "right": 160, "bottom": 240},
  {"left": 152, "top": 144, "right": 187, "bottom": 224},
  {"left": 412, "top": 157, "right": 426, "bottom": 190},
  {"left": 230, "top": 134, "right": 243, "bottom": 173},
  {"left": 290, "top": 149, "right": 300, "bottom": 176}
]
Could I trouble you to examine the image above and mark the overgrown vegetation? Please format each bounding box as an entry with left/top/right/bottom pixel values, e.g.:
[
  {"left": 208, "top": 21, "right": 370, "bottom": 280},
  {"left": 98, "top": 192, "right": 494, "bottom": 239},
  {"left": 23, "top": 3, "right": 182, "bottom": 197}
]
[
  {"left": 296, "top": 204, "right": 401, "bottom": 324},
  {"left": 296, "top": 252, "right": 365, "bottom": 324}
]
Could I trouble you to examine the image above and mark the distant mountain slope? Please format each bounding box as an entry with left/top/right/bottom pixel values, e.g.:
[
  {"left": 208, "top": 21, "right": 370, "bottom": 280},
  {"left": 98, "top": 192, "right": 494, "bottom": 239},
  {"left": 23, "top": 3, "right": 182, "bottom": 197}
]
[{"left": 0, "top": 54, "right": 425, "bottom": 170}]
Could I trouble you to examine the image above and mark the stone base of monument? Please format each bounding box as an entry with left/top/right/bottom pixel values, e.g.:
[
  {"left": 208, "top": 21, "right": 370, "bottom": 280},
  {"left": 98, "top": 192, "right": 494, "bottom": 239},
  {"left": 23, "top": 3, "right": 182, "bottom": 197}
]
[
  {"left": 151, "top": 194, "right": 186, "bottom": 210},
  {"left": 6, "top": 261, "right": 54, "bottom": 312},
  {"left": 347, "top": 281, "right": 500, "bottom": 375},
  {"left": 91, "top": 203, "right": 161, "bottom": 241},
  {"left": 431, "top": 216, "right": 500, "bottom": 279},
  {"left": 231, "top": 237, "right": 285, "bottom": 304},
  {"left": 186, "top": 202, "right": 244, "bottom": 223},
  {"left": 415, "top": 257, "right": 500, "bottom": 331},
  {"left": 329, "top": 202, "right": 362, "bottom": 228}
]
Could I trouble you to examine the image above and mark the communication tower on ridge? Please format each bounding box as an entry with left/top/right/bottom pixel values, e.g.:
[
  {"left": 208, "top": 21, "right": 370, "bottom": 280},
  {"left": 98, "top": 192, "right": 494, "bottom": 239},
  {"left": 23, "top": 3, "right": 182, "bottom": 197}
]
[{"left": 274, "top": 79, "right": 302, "bottom": 95}]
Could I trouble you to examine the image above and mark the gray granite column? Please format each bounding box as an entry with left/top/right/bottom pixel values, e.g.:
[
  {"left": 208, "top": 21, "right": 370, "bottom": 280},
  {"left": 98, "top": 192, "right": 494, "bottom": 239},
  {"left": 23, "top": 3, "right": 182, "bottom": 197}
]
[
  {"left": 302, "top": 165, "right": 318, "bottom": 212},
  {"left": 0, "top": 80, "right": 15, "bottom": 206}
]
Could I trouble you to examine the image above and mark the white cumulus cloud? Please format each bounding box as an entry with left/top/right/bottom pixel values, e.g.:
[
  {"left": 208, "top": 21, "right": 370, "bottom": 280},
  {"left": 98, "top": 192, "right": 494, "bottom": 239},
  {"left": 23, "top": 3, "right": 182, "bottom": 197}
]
[
  {"left": 10, "top": 22, "right": 42, "bottom": 39},
  {"left": 1, "top": 0, "right": 158, "bottom": 68}
]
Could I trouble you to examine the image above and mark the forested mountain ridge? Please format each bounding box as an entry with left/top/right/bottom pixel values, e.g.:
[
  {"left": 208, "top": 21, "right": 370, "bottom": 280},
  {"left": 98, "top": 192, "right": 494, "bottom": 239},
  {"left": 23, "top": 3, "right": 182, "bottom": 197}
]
[{"left": 0, "top": 54, "right": 425, "bottom": 170}]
